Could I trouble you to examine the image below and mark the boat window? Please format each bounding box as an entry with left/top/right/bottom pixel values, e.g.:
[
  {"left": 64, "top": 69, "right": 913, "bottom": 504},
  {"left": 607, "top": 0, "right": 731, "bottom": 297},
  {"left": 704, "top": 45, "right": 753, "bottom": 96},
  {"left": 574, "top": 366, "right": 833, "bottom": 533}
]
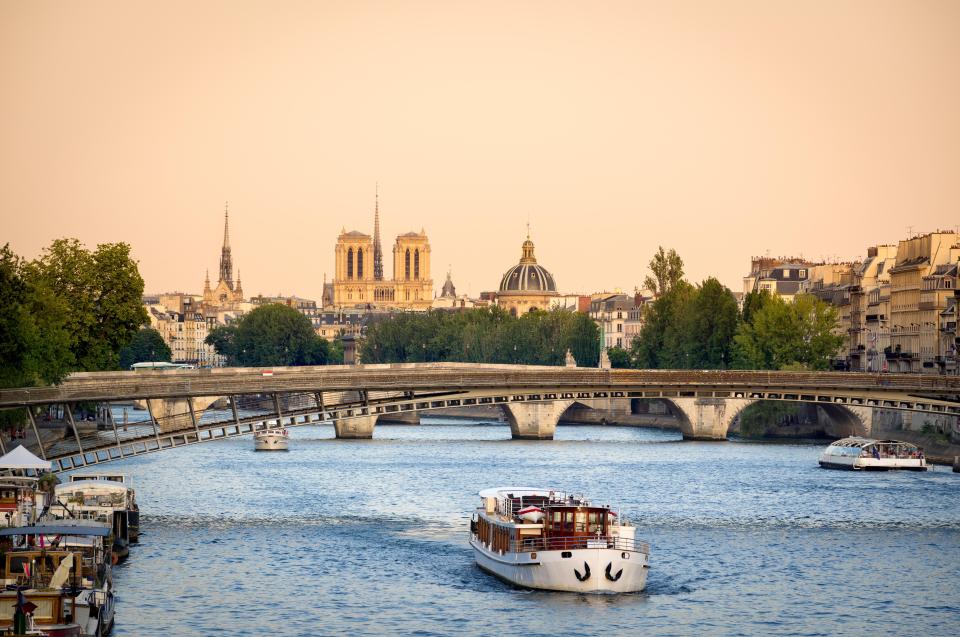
[
  {"left": 588, "top": 512, "right": 600, "bottom": 534},
  {"left": 575, "top": 511, "right": 586, "bottom": 533},
  {"left": 561, "top": 551, "right": 572, "bottom": 559},
  {"left": 552, "top": 511, "right": 562, "bottom": 524}
]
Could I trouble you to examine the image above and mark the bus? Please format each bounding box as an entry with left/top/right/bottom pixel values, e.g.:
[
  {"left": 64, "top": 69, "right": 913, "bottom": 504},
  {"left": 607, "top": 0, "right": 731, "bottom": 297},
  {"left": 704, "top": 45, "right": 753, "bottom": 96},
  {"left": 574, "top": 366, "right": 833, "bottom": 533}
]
[{"left": 129, "top": 362, "right": 194, "bottom": 371}]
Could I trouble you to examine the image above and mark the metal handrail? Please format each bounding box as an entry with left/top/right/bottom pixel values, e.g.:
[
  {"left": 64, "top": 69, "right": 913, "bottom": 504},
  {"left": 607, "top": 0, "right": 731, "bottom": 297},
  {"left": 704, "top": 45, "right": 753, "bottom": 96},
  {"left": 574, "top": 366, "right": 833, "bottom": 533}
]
[{"left": 509, "top": 535, "right": 649, "bottom": 555}]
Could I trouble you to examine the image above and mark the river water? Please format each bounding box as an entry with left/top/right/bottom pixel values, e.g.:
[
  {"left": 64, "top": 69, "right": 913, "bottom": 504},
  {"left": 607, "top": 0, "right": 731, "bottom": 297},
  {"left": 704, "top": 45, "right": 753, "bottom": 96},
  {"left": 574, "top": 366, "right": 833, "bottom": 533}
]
[{"left": 84, "top": 418, "right": 959, "bottom": 636}]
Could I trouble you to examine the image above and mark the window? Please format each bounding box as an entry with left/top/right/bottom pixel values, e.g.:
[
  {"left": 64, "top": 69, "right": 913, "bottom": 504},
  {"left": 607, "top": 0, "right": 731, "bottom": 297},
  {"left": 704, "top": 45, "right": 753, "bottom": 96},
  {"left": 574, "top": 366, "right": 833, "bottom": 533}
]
[
  {"left": 414, "top": 249, "right": 420, "bottom": 280},
  {"left": 347, "top": 248, "right": 354, "bottom": 279},
  {"left": 357, "top": 248, "right": 364, "bottom": 279},
  {"left": 405, "top": 249, "right": 411, "bottom": 280},
  {"left": 799, "top": 269, "right": 807, "bottom": 278}
]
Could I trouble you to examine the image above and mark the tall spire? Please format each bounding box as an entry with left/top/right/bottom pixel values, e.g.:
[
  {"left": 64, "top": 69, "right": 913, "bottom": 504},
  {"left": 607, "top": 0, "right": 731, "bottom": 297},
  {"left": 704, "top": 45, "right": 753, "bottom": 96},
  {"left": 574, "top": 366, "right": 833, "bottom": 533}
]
[
  {"left": 373, "top": 183, "right": 384, "bottom": 280},
  {"left": 223, "top": 201, "right": 231, "bottom": 249},
  {"left": 219, "top": 202, "right": 234, "bottom": 288}
]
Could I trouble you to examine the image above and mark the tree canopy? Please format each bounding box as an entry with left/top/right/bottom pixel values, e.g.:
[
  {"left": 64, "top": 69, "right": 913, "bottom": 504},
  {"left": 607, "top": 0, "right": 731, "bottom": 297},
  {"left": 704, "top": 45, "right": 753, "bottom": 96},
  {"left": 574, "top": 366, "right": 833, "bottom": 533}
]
[
  {"left": 26, "top": 239, "right": 148, "bottom": 372},
  {"left": 119, "top": 327, "right": 172, "bottom": 370},
  {"left": 643, "top": 246, "right": 685, "bottom": 296},
  {"left": 206, "top": 304, "right": 331, "bottom": 367},
  {"left": 359, "top": 307, "right": 600, "bottom": 367},
  {"left": 629, "top": 278, "right": 738, "bottom": 369},
  {"left": 733, "top": 293, "right": 843, "bottom": 370},
  {"left": 0, "top": 244, "right": 74, "bottom": 388}
]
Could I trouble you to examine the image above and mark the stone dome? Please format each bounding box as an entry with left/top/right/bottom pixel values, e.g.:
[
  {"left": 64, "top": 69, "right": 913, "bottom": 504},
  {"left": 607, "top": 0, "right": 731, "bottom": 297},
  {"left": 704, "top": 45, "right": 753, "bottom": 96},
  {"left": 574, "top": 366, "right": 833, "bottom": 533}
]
[{"left": 498, "top": 237, "right": 557, "bottom": 293}]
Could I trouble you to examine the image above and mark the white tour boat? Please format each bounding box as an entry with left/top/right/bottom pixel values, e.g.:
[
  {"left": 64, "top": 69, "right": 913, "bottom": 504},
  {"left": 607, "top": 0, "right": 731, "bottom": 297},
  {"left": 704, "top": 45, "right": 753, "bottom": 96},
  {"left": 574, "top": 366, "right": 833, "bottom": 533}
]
[
  {"left": 819, "top": 437, "right": 929, "bottom": 471},
  {"left": 254, "top": 428, "right": 290, "bottom": 451},
  {"left": 470, "top": 488, "right": 649, "bottom": 593}
]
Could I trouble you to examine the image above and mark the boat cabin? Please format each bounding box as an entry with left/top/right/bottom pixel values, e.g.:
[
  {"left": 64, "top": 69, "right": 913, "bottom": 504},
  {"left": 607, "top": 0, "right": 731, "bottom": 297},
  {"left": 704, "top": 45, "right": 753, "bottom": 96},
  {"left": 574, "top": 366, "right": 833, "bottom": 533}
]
[{"left": 473, "top": 489, "right": 630, "bottom": 554}]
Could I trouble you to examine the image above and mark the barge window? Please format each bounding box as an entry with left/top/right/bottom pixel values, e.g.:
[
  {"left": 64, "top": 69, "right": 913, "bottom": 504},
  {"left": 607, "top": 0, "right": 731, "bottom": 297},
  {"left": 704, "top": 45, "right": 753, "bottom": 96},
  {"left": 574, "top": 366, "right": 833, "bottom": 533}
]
[
  {"left": 561, "top": 551, "right": 572, "bottom": 558},
  {"left": 588, "top": 512, "right": 600, "bottom": 534},
  {"left": 575, "top": 511, "right": 586, "bottom": 533}
]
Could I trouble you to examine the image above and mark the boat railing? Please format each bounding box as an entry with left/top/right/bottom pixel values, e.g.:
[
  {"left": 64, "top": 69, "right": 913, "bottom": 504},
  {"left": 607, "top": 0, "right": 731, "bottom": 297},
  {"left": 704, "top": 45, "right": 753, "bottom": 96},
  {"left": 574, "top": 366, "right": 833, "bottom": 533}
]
[
  {"left": 495, "top": 491, "right": 591, "bottom": 517},
  {"left": 509, "top": 535, "right": 649, "bottom": 555}
]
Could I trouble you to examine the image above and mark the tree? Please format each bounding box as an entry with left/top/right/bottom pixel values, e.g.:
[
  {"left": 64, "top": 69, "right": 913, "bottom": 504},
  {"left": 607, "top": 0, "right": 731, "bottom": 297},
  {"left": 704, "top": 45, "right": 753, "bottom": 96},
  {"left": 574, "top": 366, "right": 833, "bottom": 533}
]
[
  {"left": 205, "top": 325, "right": 239, "bottom": 365},
  {"left": 643, "top": 246, "right": 685, "bottom": 296},
  {"left": 561, "top": 310, "right": 600, "bottom": 367},
  {"left": 358, "top": 307, "right": 600, "bottom": 367},
  {"left": 606, "top": 346, "right": 632, "bottom": 369},
  {"left": 208, "top": 304, "right": 330, "bottom": 367},
  {"left": 741, "top": 289, "right": 772, "bottom": 326},
  {"left": 26, "top": 239, "right": 148, "bottom": 371},
  {"left": 0, "top": 244, "right": 74, "bottom": 388},
  {"left": 118, "top": 328, "right": 172, "bottom": 369},
  {"left": 0, "top": 244, "right": 74, "bottom": 429},
  {"left": 682, "top": 278, "right": 740, "bottom": 369},
  {"left": 733, "top": 294, "right": 843, "bottom": 370},
  {"left": 631, "top": 281, "right": 695, "bottom": 368}
]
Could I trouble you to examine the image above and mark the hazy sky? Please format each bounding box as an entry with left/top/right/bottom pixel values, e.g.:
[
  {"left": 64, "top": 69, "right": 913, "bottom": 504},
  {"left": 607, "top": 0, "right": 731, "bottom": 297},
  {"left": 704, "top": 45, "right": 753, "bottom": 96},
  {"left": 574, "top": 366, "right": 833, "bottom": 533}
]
[{"left": 2, "top": 0, "right": 958, "bottom": 301}]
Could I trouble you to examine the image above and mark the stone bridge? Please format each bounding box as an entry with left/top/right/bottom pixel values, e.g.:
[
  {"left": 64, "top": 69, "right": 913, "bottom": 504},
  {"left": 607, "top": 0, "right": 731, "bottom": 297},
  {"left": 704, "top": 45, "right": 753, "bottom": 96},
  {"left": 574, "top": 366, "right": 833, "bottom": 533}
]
[{"left": 0, "top": 363, "right": 956, "bottom": 472}]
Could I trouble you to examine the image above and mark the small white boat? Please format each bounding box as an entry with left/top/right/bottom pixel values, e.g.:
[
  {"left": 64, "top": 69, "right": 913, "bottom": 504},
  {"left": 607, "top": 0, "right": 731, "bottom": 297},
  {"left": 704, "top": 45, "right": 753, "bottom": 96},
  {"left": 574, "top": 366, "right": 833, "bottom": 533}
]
[
  {"left": 819, "top": 437, "right": 928, "bottom": 471},
  {"left": 254, "top": 428, "right": 289, "bottom": 451},
  {"left": 470, "top": 487, "right": 649, "bottom": 593}
]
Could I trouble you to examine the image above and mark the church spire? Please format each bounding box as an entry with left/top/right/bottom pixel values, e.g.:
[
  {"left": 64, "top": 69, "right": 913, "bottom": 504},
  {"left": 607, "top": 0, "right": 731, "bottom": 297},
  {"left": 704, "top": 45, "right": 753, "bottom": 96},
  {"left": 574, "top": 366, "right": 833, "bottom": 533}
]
[
  {"left": 219, "top": 202, "right": 234, "bottom": 289},
  {"left": 373, "top": 183, "right": 384, "bottom": 281}
]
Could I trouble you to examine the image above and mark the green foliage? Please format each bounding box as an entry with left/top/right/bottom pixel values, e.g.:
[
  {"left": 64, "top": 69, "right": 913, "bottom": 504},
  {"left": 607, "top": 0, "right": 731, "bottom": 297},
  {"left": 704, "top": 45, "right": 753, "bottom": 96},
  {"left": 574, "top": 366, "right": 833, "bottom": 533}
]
[
  {"left": 0, "top": 244, "right": 75, "bottom": 389},
  {"left": 630, "top": 281, "right": 695, "bottom": 368},
  {"left": 118, "top": 328, "right": 172, "bottom": 369},
  {"left": 733, "top": 294, "right": 843, "bottom": 370},
  {"left": 205, "top": 325, "right": 238, "bottom": 363},
  {"left": 737, "top": 401, "right": 803, "bottom": 438},
  {"left": 643, "top": 246, "right": 685, "bottom": 296},
  {"left": 328, "top": 334, "right": 345, "bottom": 365},
  {"left": 25, "top": 239, "right": 148, "bottom": 372},
  {"left": 682, "top": 277, "right": 740, "bottom": 369},
  {"left": 628, "top": 277, "right": 741, "bottom": 370},
  {"left": 207, "top": 304, "right": 330, "bottom": 367},
  {"left": 740, "top": 290, "right": 771, "bottom": 326},
  {"left": 606, "top": 346, "right": 632, "bottom": 369},
  {"left": 359, "top": 307, "right": 600, "bottom": 367}
]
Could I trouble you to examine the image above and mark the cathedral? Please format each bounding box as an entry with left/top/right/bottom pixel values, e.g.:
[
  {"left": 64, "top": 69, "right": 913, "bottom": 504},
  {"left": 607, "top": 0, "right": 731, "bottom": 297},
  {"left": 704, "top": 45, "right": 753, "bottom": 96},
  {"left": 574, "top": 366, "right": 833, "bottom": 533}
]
[
  {"left": 202, "top": 205, "right": 245, "bottom": 312},
  {"left": 332, "top": 192, "right": 433, "bottom": 310}
]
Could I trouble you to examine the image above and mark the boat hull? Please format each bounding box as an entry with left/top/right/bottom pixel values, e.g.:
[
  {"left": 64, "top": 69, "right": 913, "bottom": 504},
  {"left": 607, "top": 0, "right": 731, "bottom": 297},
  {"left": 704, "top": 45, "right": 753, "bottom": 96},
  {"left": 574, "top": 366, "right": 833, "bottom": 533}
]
[
  {"left": 819, "top": 458, "right": 928, "bottom": 471},
  {"left": 471, "top": 539, "right": 648, "bottom": 593},
  {"left": 254, "top": 434, "right": 289, "bottom": 451}
]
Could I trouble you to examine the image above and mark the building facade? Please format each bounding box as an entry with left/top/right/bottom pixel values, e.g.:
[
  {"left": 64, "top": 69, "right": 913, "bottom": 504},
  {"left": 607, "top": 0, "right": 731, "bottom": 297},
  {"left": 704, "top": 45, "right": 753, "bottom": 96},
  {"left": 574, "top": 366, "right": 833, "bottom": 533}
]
[
  {"left": 332, "top": 195, "right": 433, "bottom": 310},
  {"left": 887, "top": 232, "right": 960, "bottom": 373},
  {"left": 148, "top": 306, "right": 223, "bottom": 367},
  {"left": 590, "top": 294, "right": 633, "bottom": 350}
]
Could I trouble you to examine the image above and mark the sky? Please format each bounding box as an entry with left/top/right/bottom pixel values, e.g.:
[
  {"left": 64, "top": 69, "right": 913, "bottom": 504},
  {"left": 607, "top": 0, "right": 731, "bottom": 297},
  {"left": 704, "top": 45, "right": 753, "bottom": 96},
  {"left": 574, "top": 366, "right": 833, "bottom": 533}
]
[{"left": 2, "top": 0, "right": 958, "bottom": 301}]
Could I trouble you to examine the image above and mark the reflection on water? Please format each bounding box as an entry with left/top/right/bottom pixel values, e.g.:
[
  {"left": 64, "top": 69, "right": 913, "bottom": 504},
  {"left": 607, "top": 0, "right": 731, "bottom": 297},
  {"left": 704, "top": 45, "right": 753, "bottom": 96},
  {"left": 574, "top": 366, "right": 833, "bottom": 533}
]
[{"left": 78, "top": 418, "right": 960, "bottom": 636}]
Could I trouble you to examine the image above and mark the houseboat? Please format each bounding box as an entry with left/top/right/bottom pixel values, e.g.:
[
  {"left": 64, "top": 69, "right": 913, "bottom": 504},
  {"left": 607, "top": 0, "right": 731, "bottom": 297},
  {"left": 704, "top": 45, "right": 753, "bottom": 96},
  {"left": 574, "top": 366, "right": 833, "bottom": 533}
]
[
  {"left": 52, "top": 474, "right": 141, "bottom": 558},
  {"left": 470, "top": 488, "right": 649, "bottom": 593},
  {"left": 254, "top": 428, "right": 289, "bottom": 451},
  {"left": 819, "top": 437, "right": 929, "bottom": 471},
  {"left": 0, "top": 520, "right": 116, "bottom": 637}
]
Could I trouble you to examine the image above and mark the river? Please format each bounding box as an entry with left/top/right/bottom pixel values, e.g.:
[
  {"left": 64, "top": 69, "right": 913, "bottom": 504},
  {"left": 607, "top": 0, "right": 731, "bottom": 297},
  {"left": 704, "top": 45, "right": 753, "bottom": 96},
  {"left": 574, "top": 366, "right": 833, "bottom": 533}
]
[{"left": 86, "top": 417, "right": 959, "bottom": 636}]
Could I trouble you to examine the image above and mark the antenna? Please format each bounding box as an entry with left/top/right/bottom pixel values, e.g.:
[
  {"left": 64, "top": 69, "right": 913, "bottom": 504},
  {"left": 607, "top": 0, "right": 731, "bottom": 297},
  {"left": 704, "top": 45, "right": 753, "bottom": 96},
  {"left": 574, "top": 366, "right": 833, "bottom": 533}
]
[{"left": 907, "top": 225, "right": 913, "bottom": 238}]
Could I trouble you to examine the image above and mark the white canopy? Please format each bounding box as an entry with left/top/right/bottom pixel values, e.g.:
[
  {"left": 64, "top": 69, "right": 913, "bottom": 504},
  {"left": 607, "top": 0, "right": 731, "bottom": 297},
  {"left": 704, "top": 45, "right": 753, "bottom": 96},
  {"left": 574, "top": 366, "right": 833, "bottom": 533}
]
[{"left": 0, "top": 445, "right": 51, "bottom": 471}]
